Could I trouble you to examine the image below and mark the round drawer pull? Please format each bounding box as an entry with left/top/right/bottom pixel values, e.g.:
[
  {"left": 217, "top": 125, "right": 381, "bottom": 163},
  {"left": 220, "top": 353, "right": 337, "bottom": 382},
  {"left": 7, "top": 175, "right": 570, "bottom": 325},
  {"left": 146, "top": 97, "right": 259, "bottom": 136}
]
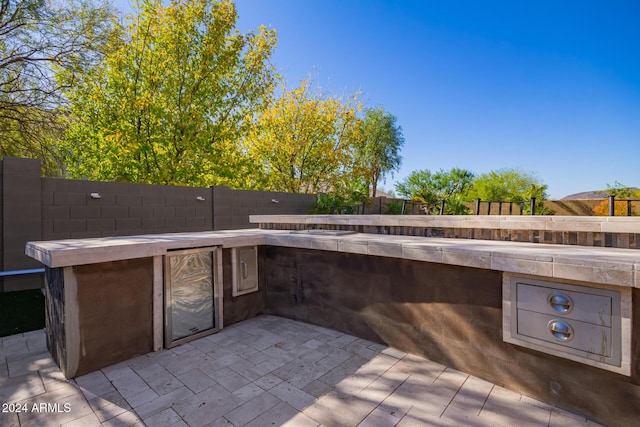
[
  {"left": 548, "top": 320, "right": 574, "bottom": 342},
  {"left": 548, "top": 293, "right": 573, "bottom": 314}
]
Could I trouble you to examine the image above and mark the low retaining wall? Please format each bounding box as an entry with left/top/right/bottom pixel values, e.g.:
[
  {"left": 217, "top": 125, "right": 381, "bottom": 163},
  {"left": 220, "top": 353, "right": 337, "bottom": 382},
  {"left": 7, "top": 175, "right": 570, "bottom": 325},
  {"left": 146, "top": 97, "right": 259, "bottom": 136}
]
[
  {"left": 253, "top": 215, "right": 640, "bottom": 249},
  {"left": 262, "top": 246, "right": 640, "bottom": 427}
]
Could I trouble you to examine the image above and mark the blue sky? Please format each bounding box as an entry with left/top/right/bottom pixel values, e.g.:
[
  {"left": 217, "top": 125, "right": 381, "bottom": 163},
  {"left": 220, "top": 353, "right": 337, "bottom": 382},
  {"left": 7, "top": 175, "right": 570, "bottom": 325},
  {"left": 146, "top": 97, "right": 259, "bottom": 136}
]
[{"left": 114, "top": 0, "right": 640, "bottom": 199}]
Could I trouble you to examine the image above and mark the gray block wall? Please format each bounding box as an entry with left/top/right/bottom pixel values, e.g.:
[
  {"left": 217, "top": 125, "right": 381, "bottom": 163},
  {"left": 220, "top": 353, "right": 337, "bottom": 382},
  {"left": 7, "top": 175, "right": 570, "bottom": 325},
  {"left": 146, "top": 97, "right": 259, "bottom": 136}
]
[
  {"left": 0, "top": 160, "right": 3, "bottom": 290},
  {"left": 0, "top": 157, "right": 316, "bottom": 291},
  {"left": 1, "top": 158, "right": 43, "bottom": 291},
  {"left": 41, "top": 179, "right": 212, "bottom": 240},
  {"left": 213, "top": 186, "right": 315, "bottom": 230}
]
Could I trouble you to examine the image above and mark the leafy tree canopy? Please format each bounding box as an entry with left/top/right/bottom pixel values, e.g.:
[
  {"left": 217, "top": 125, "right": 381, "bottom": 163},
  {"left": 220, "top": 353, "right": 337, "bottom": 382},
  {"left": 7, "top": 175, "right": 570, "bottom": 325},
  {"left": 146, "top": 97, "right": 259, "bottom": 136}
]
[
  {"left": 62, "top": 0, "right": 277, "bottom": 187},
  {"left": 466, "top": 168, "right": 548, "bottom": 202},
  {"left": 355, "top": 106, "right": 403, "bottom": 198},
  {"left": 0, "top": 0, "right": 114, "bottom": 175},
  {"left": 597, "top": 181, "right": 640, "bottom": 199},
  {"left": 246, "top": 79, "right": 361, "bottom": 193},
  {"left": 395, "top": 168, "right": 474, "bottom": 214}
]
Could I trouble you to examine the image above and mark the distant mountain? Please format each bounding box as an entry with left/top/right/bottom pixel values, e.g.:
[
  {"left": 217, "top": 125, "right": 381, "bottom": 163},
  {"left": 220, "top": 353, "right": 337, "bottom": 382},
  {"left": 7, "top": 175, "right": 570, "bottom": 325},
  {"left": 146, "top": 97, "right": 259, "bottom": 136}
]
[{"left": 561, "top": 188, "right": 639, "bottom": 200}]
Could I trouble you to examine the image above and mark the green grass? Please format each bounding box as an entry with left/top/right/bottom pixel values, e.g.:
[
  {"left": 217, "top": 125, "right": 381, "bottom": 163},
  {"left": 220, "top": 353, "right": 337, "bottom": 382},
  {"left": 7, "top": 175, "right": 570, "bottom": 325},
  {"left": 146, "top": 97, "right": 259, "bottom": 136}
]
[{"left": 0, "top": 289, "right": 45, "bottom": 337}]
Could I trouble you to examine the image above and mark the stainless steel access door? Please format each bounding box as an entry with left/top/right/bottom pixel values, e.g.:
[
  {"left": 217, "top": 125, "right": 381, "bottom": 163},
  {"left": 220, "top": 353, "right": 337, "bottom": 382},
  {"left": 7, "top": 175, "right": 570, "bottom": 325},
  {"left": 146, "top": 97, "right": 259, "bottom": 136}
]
[{"left": 164, "top": 247, "right": 221, "bottom": 348}]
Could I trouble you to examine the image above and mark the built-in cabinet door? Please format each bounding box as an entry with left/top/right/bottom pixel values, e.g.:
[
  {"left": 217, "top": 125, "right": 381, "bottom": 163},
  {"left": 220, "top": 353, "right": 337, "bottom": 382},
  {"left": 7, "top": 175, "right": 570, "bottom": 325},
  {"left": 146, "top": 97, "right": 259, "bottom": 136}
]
[
  {"left": 164, "top": 247, "right": 220, "bottom": 347},
  {"left": 232, "top": 246, "right": 258, "bottom": 296}
]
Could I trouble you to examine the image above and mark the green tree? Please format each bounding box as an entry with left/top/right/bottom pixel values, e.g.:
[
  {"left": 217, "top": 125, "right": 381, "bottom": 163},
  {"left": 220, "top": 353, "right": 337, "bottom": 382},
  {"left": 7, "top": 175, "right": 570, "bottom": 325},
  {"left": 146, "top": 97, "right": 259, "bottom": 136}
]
[
  {"left": 466, "top": 168, "right": 551, "bottom": 214},
  {"left": 0, "top": 0, "right": 114, "bottom": 175},
  {"left": 355, "top": 106, "right": 404, "bottom": 197},
  {"left": 62, "top": 0, "right": 277, "bottom": 187},
  {"left": 597, "top": 181, "right": 639, "bottom": 199},
  {"left": 593, "top": 182, "right": 640, "bottom": 216},
  {"left": 395, "top": 168, "right": 474, "bottom": 214},
  {"left": 312, "top": 177, "right": 369, "bottom": 213},
  {"left": 467, "top": 168, "right": 548, "bottom": 201},
  {"left": 246, "top": 80, "right": 361, "bottom": 193}
]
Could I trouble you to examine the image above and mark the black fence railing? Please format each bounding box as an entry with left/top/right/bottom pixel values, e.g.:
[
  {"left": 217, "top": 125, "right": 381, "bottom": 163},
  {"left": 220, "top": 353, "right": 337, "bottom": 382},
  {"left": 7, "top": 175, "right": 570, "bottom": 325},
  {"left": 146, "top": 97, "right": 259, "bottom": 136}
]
[
  {"left": 331, "top": 203, "right": 366, "bottom": 214},
  {"left": 332, "top": 197, "right": 639, "bottom": 216},
  {"left": 400, "top": 200, "right": 446, "bottom": 215},
  {"left": 607, "top": 196, "right": 640, "bottom": 216},
  {"left": 474, "top": 198, "right": 538, "bottom": 215},
  {"left": 399, "top": 198, "right": 539, "bottom": 215}
]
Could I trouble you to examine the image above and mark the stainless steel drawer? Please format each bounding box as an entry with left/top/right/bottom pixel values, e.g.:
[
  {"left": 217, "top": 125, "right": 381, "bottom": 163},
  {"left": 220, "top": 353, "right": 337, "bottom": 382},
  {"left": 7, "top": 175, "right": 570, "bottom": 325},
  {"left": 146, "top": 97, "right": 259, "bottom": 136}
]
[
  {"left": 516, "top": 282, "right": 612, "bottom": 327},
  {"left": 517, "top": 309, "right": 611, "bottom": 357},
  {"left": 504, "top": 275, "right": 627, "bottom": 375}
]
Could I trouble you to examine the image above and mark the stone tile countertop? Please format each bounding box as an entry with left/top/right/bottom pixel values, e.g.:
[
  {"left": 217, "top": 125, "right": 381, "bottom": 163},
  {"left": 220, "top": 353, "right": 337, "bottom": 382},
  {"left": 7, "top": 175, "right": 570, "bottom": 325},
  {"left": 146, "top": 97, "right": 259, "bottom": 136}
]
[
  {"left": 250, "top": 214, "right": 640, "bottom": 233},
  {"left": 26, "top": 229, "right": 640, "bottom": 288}
]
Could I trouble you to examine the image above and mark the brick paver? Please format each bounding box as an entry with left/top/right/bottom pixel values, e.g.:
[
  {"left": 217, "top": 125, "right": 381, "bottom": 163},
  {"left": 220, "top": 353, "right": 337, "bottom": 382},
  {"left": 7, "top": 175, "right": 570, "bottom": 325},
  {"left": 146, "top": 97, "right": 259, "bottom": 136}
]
[{"left": 0, "top": 316, "right": 604, "bottom": 426}]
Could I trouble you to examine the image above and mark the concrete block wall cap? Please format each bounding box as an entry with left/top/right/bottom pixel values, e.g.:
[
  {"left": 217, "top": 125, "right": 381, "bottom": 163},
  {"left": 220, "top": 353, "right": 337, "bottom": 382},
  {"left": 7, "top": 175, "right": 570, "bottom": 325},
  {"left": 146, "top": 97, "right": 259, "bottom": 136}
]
[
  {"left": 401, "top": 246, "right": 444, "bottom": 261},
  {"left": 552, "top": 246, "right": 640, "bottom": 258},
  {"left": 346, "top": 218, "right": 375, "bottom": 226},
  {"left": 491, "top": 257, "right": 554, "bottom": 276},
  {"left": 461, "top": 219, "right": 504, "bottom": 228},
  {"left": 496, "top": 220, "right": 547, "bottom": 231},
  {"left": 249, "top": 215, "right": 294, "bottom": 223},
  {"left": 552, "top": 256, "right": 636, "bottom": 270},
  {"left": 544, "top": 221, "right": 602, "bottom": 232},
  {"left": 383, "top": 235, "right": 429, "bottom": 244},
  {"left": 413, "top": 219, "right": 465, "bottom": 228},
  {"left": 606, "top": 217, "right": 640, "bottom": 222},
  {"left": 489, "top": 250, "right": 554, "bottom": 262},
  {"left": 470, "top": 215, "right": 509, "bottom": 220},
  {"left": 440, "top": 245, "right": 499, "bottom": 255},
  {"left": 326, "top": 217, "right": 352, "bottom": 225},
  {"left": 311, "top": 239, "right": 339, "bottom": 251},
  {"left": 442, "top": 251, "right": 492, "bottom": 269},
  {"left": 304, "top": 216, "right": 329, "bottom": 224},
  {"left": 250, "top": 214, "right": 640, "bottom": 233},
  {"left": 337, "top": 240, "right": 368, "bottom": 255},
  {"left": 501, "top": 216, "right": 548, "bottom": 221},
  {"left": 25, "top": 244, "right": 51, "bottom": 266},
  {"left": 376, "top": 217, "right": 404, "bottom": 226},
  {"left": 601, "top": 222, "right": 640, "bottom": 233},
  {"left": 395, "top": 217, "right": 432, "bottom": 226},
  {"left": 367, "top": 241, "right": 403, "bottom": 258},
  {"left": 367, "top": 239, "right": 406, "bottom": 247},
  {"left": 551, "top": 216, "right": 606, "bottom": 222},
  {"left": 26, "top": 228, "right": 640, "bottom": 282},
  {"left": 49, "top": 245, "right": 158, "bottom": 268},
  {"left": 221, "top": 235, "right": 266, "bottom": 248},
  {"left": 264, "top": 234, "right": 314, "bottom": 249},
  {"left": 401, "top": 241, "right": 445, "bottom": 250},
  {"left": 552, "top": 263, "right": 634, "bottom": 287}
]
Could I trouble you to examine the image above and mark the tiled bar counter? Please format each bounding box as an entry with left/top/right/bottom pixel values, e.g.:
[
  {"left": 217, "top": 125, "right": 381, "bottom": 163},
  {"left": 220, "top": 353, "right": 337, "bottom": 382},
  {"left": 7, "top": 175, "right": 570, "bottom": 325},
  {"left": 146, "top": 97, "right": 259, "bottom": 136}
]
[{"left": 26, "top": 216, "right": 640, "bottom": 427}]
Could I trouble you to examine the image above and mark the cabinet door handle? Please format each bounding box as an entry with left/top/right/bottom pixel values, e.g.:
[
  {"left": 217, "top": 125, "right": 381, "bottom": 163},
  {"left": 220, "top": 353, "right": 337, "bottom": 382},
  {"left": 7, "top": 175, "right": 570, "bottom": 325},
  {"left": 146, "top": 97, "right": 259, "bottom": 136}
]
[
  {"left": 241, "top": 261, "right": 248, "bottom": 280},
  {"left": 548, "top": 293, "right": 573, "bottom": 314},
  {"left": 548, "top": 320, "right": 574, "bottom": 342}
]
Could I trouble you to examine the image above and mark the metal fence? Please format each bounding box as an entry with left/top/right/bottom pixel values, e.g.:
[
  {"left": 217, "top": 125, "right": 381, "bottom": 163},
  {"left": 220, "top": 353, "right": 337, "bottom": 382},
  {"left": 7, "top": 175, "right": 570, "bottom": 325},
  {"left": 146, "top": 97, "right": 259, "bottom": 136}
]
[
  {"left": 398, "top": 198, "right": 539, "bottom": 215},
  {"left": 331, "top": 203, "right": 366, "bottom": 214},
  {"left": 606, "top": 196, "right": 640, "bottom": 216},
  {"left": 473, "top": 198, "right": 537, "bottom": 215}
]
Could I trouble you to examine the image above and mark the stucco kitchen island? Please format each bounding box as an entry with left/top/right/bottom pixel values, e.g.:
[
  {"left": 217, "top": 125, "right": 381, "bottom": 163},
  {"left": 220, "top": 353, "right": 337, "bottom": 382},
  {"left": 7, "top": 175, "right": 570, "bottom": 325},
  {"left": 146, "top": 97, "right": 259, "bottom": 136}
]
[{"left": 25, "top": 215, "right": 640, "bottom": 426}]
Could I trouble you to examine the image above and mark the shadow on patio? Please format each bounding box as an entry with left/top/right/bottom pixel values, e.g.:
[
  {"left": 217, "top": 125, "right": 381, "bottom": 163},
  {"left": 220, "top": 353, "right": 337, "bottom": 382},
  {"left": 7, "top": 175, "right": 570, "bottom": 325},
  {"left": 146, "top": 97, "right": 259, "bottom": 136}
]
[{"left": 0, "top": 316, "right": 601, "bottom": 426}]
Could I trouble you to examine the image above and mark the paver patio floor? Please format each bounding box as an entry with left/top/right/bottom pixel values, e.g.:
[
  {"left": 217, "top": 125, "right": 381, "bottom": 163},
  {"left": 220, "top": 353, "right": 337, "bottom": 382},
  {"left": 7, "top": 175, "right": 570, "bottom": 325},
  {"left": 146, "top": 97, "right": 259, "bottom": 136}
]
[{"left": 1, "top": 315, "right": 604, "bottom": 426}]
